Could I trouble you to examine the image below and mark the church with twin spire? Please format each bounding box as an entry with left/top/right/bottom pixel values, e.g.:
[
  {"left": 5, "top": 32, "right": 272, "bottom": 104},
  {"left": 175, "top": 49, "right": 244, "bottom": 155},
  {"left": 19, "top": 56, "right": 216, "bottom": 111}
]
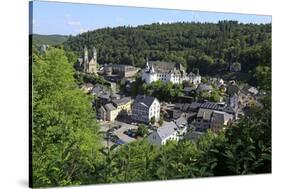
[{"left": 76, "top": 46, "right": 98, "bottom": 74}]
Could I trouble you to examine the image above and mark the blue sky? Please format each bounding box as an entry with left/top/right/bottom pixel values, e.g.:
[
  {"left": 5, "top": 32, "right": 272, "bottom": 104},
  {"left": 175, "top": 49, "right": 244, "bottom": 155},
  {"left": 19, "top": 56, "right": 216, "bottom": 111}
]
[{"left": 31, "top": 1, "right": 272, "bottom": 36}]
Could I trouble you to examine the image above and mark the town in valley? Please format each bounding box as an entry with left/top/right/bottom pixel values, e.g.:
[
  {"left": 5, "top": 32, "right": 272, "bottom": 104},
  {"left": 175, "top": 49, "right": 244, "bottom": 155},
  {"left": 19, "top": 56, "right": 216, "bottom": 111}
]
[{"left": 42, "top": 44, "right": 266, "bottom": 148}]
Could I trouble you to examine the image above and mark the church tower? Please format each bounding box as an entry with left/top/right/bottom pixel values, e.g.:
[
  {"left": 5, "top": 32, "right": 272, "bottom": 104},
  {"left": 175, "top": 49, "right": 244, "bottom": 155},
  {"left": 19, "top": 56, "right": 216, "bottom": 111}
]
[
  {"left": 83, "top": 46, "right": 89, "bottom": 72},
  {"left": 145, "top": 57, "right": 150, "bottom": 72},
  {"left": 87, "top": 46, "right": 97, "bottom": 74},
  {"left": 93, "top": 47, "right": 97, "bottom": 61}
]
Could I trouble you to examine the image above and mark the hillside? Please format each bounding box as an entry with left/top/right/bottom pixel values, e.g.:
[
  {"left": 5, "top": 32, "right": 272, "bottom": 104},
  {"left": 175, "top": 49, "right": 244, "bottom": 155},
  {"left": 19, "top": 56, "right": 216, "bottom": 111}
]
[
  {"left": 63, "top": 21, "right": 271, "bottom": 78},
  {"left": 32, "top": 34, "right": 69, "bottom": 47}
]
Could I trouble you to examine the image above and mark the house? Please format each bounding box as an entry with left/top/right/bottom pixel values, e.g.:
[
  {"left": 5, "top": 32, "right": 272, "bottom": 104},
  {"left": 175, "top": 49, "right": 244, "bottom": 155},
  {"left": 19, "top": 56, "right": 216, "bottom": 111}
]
[
  {"left": 173, "top": 115, "right": 188, "bottom": 136},
  {"left": 97, "top": 97, "right": 132, "bottom": 122},
  {"left": 196, "top": 83, "right": 213, "bottom": 94},
  {"left": 147, "top": 121, "right": 179, "bottom": 146},
  {"left": 195, "top": 108, "right": 214, "bottom": 132},
  {"left": 239, "top": 92, "right": 256, "bottom": 107},
  {"left": 210, "top": 111, "right": 233, "bottom": 132},
  {"left": 131, "top": 95, "right": 160, "bottom": 123},
  {"left": 104, "top": 103, "right": 119, "bottom": 122},
  {"left": 195, "top": 107, "right": 234, "bottom": 132},
  {"left": 98, "top": 106, "right": 107, "bottom": 121},
  {"left": 225, "top": 93, "right": 239, "bottom": 119},
  {"left": 141, "top": 59, "right": 201, "bottom": 85},
  {"left": 209, "top": 77, "right": 224, "bottom": 88},
  {"left": 91, "top": 84, "right": 110, "bottom": 97},
  {"left": 148, "top": 114, "right": 190, "bottom": 146},
  {"left": 186, "top": 72, "right": 201, "bottom": 86},
  {"left": 112, "top": 97, "right": 132, "bottom": 114},
  {"left": 183, "top": 86, "right": 196, "bottom": 96}
]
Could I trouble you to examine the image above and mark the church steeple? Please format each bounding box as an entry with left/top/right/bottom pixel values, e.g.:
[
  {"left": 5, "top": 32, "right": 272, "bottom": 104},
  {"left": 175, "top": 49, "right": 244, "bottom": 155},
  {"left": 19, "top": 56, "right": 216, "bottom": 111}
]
[
  {"left": 93, "top": 47, "right": 97, "bottom": 61},
  {"left": 83, "top": 46, "right": 89, "bottom": 72},
  {"left": 145, "top": 57, "right": 150, "bottom": 71},
  {"left": 149, "top": 64, "right": 155, "bottom": 73},
  {"left": 84, "top": 46, "right": 89, "bottom": 63}
]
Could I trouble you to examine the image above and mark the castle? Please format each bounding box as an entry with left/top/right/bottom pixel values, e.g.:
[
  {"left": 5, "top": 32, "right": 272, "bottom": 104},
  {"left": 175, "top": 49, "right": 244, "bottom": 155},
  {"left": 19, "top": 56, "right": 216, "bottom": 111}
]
[
  {"left": 141, "top": 59, "right": 201, "bottom": 85},
  {"left": 77, "top": 46, "right": 98, "bottom": 74}
]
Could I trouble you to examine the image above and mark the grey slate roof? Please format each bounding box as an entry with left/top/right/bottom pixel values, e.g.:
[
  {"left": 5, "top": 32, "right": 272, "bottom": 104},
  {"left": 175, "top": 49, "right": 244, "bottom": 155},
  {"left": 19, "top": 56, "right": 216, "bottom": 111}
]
[
  {"left": 174, "top": 116, "right": 187, "bottom": 127},
  {"left": 197, "top": 108, "right": 214, "bottom": 120},
  {"left": 134, "top": 95, "right": 157, "bottom": 107},
  {"left": 184, "top": 86, "right": 195, "bottom": 92},
  {"left": 212, "top": 111, "right": 233, "bottom": 124},
  {"left": 149, "top": 61, "right": 181, "bottom": 71},
  {"left": 112, "top": 97, "right": 131, "bottom": 106},
  {"left": 199, "top": 102, "right": 225, "bottom": 111},
  {"left": 91, "top": 84, "right": 109, "bottom": 96},
  {"left": 104, "top": 103, "right": 116, "bottom": 111},
  {"left": 156, "top": 122, "right": 178, "bottom": 140},
  {"left": 196, "top": 83, "right": 212, "bottom": 92}
]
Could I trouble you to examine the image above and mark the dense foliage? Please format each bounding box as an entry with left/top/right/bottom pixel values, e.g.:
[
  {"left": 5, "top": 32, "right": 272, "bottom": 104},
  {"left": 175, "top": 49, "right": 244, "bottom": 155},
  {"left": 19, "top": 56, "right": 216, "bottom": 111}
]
[
  {"left": 63, "top": 21, "right": 271, "bottom": 82},
  {"left": 32, "top": 48, "right": 103, "bottom": 187}
]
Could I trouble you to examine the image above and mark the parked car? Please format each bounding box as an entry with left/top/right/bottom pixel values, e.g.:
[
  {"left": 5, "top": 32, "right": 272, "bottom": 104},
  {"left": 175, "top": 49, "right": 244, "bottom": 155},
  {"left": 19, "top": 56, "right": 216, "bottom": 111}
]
[{"left": 116, "top": 139, "right": 125, "bottom": 145}]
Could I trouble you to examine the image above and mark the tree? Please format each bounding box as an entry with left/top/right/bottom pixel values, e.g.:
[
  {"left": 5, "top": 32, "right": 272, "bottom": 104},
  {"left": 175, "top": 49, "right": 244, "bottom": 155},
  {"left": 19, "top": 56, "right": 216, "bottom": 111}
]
[
  {"left": 253, "top": 65, "right": 271, "bottom": 91},
  {"left": 32, "top": 48, "right": 102, "bottom": 187},
  {"left": 150, "top": 116, "right": 156, "bottom": 125},
  {"left": 137, "top": 124, "right": 149, "bottom": 137},
  {"left": 158, "top": 117, "right": 164, "bottom": 126}
]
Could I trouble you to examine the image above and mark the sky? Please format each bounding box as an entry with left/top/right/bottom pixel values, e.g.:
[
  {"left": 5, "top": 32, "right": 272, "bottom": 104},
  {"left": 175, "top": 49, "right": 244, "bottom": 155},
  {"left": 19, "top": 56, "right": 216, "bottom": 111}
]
[{"left": 31, "top": 1, "right": 272, "bottom": 36}]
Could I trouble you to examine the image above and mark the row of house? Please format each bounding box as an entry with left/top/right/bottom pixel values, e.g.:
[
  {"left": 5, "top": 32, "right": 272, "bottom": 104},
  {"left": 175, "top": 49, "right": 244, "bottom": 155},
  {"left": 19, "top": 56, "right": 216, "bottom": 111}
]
[
  {"left": 99, "top": 97, "right": 132, "bottom": 121},
  {"left": 96, "top": 94, "right": 161, "bottom": 123},
  {"left": 195, "top": 108, "right": 233, "bottom": 132}
]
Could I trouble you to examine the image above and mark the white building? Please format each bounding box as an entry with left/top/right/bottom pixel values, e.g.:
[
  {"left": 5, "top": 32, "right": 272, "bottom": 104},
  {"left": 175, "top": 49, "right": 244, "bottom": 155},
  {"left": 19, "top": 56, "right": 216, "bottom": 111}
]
[
  {"left": 131, "top": 95, "right": 160, "bottom": 123},
  {"left": 147, "top": 122, "right": 179, "bottom": 146},
  {"left": 141, "top": 60, "right": 201, "bottom": 85},
  {"left": 147, "top": 115, "right": 189, "bottom": 146}
]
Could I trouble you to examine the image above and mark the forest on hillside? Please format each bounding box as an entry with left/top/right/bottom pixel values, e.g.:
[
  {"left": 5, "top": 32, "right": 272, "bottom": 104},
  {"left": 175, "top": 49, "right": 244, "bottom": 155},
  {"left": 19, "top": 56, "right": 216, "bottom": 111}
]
[
  {"left": 32, "top": 34, "right": 68, "bottom": 47},
  {"left": 63, "top": 21, "right": 271, "bottom": 79}
]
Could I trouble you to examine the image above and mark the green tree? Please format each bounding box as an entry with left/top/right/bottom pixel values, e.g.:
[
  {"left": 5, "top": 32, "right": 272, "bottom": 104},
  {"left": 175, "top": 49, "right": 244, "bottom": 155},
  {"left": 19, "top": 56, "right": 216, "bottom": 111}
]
[
  {"left": 150, "top": 116, "right": 156, "bottom": 125},
  {"left": 253, "top": 65, "right": 271, "bottom": 91},
  {"left": 32, "top": 48, "right": 102, "bottom": 187},
  {"left": 137, "top": 124, "right": 149, "bottom": 137}
]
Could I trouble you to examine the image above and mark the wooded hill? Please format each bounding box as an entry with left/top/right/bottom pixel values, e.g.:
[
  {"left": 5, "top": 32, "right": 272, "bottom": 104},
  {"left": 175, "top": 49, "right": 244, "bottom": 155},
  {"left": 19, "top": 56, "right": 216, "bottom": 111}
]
[
  {"left": 32, "top": 34, "right": 68, "bottom": 47},
  {"left": 63, "top": 21, "right": 271, "bottom": 77}
]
